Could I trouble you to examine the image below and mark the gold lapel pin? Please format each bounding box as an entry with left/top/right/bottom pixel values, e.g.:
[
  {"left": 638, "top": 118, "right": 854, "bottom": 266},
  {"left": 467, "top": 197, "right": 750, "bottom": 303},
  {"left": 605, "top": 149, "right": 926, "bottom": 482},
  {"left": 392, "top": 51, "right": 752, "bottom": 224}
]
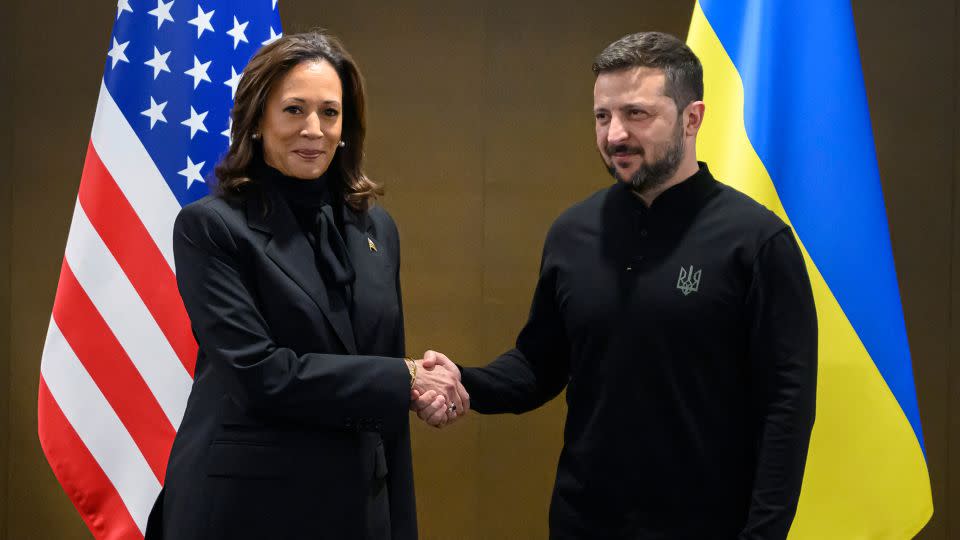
[{"left": 368, "top": 237, "right": 378, "bottom": 252}]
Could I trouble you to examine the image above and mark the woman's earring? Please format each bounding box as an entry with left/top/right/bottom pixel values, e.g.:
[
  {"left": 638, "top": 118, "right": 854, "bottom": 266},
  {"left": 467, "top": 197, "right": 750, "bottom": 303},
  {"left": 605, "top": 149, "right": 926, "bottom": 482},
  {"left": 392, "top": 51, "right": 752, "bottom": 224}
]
[
  {"left": 251, "top": 133, "right": 261, "bottom": 140},
  {"left": 338, "top": 140, "right": 346, "bottom": 148}
]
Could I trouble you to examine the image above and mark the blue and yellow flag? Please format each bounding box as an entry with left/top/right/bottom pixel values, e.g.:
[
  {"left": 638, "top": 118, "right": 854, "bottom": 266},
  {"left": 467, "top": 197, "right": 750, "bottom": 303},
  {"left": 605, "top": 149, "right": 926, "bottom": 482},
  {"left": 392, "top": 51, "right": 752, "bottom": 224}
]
[{"left": 687, "top": 1, "right": 933, "bottom": 537}]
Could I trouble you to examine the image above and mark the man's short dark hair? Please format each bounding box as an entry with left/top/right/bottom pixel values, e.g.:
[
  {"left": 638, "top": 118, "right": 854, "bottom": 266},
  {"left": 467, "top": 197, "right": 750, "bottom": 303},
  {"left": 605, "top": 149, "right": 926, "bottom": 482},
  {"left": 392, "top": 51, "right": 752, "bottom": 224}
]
[{"left": 592, "top": 32, "right": 704, "bottom": 112}]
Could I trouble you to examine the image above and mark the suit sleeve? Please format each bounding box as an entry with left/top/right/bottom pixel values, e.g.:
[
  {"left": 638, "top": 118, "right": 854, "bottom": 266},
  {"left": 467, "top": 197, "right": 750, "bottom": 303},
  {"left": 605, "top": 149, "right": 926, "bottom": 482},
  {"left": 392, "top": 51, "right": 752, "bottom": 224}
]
[
  {"left": 174, "top": 201, "right": 411, "bottom": 434},
  {"left": 739, "top": 227, "right": 818, "bottom": 539},
  {"left": 460, "top": 240, "right": 571, "bottom": 414}
]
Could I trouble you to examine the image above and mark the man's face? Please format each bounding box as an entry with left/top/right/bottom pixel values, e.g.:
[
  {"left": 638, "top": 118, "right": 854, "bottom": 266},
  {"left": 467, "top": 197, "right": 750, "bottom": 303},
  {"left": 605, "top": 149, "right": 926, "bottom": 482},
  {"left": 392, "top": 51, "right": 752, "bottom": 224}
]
[{"left": 594, "top": 67, "right": 686, "bottom": 192}]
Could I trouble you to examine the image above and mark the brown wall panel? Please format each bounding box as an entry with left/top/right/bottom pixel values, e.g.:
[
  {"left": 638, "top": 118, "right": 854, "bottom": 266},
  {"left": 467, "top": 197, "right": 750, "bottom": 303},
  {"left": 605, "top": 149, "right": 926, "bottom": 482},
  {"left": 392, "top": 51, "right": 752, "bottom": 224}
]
[
  {"left": 475, "top": 2, "right": 692, "bottom": 537},
  {"left": 949, "top": 0, "right": 960, "bottom": 537},
  {"left": 853, "top": 1, "right": 956, "bottom": 537},
  {"left": 0, "top": 3, "right": 14, "bottom": 539},
  {"left": 2, "top": 1, "right": 956, "bottom": 538},
  {"left": 281, "top": 2, "right": 489, "bottom": 537},
  {"left": 6, "top": 2, "right": 115, "bottom": 538}
]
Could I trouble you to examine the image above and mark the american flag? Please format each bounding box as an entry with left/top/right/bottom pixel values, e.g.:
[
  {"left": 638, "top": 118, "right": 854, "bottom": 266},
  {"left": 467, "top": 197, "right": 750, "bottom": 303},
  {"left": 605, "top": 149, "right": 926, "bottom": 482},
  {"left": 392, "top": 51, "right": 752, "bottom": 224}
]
[{"left": 37, "top": 2, "right": 281, "bottom": 538}]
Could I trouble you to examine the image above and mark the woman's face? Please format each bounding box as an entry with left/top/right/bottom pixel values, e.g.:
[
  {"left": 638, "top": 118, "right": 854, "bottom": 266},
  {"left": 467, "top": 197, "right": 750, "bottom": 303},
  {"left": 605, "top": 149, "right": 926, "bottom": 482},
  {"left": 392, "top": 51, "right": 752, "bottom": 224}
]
[{"left": 259, "top": 60, "right": 344, "bottom": 179}]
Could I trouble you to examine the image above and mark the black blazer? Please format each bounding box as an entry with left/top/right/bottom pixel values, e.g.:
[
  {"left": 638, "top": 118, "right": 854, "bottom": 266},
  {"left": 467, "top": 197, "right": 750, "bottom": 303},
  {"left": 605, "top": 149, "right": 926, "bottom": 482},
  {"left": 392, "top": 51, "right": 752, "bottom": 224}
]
[{"left": 145, "top": 186, "right": 416, "bottom": 540}]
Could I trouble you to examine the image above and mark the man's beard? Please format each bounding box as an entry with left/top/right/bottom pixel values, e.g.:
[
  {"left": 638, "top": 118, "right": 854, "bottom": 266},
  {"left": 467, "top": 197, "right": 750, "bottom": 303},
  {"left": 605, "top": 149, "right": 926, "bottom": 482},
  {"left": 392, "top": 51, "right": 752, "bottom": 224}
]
[{"left": 605, "top": 121, "right": 685, "bottom": 194}]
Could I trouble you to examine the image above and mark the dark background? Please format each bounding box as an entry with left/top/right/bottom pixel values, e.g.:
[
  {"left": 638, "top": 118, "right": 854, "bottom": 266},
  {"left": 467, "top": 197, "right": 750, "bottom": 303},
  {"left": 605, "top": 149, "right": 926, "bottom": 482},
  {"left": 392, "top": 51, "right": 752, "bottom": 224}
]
[{"left": 0, "top": 1, "right": 956, "bottom": 538}]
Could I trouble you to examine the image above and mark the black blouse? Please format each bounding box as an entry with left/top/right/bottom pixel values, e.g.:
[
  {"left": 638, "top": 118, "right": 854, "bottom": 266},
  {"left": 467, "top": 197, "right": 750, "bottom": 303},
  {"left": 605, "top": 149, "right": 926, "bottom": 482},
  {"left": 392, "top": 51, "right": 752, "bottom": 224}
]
[{"left": 254, "top": 162, "right": 356, "bottom": 303}]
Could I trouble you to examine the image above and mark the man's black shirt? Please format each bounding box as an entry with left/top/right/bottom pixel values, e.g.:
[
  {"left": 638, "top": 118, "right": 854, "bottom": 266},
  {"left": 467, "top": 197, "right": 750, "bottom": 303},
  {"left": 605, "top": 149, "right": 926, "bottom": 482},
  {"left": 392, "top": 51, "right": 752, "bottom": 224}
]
[{"left": 461, "top": 164, "right": 817, "bottom": 539}]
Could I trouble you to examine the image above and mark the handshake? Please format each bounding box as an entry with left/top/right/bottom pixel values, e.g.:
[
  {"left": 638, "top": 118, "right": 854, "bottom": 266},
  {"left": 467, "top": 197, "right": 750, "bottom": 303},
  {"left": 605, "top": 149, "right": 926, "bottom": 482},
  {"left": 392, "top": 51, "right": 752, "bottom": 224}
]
[{"left": 407, "top": 350, "right": 469, "bottom": 428}]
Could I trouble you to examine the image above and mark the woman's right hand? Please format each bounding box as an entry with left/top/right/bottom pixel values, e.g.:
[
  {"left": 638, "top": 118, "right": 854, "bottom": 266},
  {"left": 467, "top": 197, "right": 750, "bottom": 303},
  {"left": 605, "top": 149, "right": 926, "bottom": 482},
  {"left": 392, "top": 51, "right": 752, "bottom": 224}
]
[{"left": 409, "top": 351, "right": 469, "bottom": 428}]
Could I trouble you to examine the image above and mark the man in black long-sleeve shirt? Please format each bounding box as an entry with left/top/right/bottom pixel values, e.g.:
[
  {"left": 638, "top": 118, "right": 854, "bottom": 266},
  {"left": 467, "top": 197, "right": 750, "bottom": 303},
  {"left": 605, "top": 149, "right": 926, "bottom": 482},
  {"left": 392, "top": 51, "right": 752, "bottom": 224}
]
[{"left": 415, "top": 31, "right": 817, "bottom": 539}]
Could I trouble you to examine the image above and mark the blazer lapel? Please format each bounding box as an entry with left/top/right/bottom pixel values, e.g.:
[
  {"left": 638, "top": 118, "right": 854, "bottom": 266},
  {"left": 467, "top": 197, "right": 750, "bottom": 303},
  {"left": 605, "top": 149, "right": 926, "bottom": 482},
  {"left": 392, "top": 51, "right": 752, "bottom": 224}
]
[
  {"left": 341, "top": 204, "right": 377, "bottom": 277},
  {"left": 246, "top": 190, "right": 358, "bottom": 355}
]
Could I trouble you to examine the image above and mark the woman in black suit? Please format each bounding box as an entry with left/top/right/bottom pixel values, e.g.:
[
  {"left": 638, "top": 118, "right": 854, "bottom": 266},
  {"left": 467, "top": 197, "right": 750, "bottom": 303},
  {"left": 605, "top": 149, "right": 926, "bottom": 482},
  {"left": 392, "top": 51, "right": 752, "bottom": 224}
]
[{"left": 145, "top": 31, "right": 467, "bottom": 540}]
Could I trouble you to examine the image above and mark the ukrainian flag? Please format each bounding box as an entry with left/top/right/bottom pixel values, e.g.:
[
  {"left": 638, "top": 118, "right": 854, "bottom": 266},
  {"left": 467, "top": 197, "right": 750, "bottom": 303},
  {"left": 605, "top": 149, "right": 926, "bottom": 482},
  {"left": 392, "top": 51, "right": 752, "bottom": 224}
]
[{"left": 686, "top": 1, "right": 933, "bottom": 537}]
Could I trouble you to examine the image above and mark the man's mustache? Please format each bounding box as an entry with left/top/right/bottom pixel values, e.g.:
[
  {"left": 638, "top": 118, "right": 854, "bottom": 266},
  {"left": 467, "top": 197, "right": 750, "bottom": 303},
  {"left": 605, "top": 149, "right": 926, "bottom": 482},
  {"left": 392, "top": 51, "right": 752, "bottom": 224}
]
[{"left": 605, "top": 144, "right": 643, "bottom": 156}]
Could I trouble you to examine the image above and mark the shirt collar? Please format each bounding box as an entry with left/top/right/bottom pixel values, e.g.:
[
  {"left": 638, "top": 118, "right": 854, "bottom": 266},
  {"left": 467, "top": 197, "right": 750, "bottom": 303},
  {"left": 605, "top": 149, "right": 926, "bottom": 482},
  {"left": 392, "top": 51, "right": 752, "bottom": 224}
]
[
  {"left": 251, "top": 157, "right": 334, "bottom": 209},
  {"left": 612, "top": 161, "right": 718, "bottom": 216}
]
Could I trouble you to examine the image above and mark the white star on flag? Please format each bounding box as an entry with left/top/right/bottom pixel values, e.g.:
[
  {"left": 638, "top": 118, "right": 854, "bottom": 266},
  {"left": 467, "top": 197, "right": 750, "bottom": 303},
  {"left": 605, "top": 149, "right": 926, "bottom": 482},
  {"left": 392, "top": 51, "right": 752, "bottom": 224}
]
[
  {"left": 107, "top": 38, "right": 130, "bottom": 69},
  {"left": 226, "top": 16, "right": 249, "bottom": 49},
  {"left": 141, "top": 97, "right": 168, "bottom": 129},
  {"left": 179, "top": 156, "right": 206, "bottom": 188},
  {"left": 188, "top": 5, "right": 215, "bottom": 38},
  {"left": 148, "top": 0, "right": 175, "bottom": 29},
  {"left": 144, "top": 47, "right": 172, "bottom": 79},
  {"left": 224, "top": 67, "right": 241, "bottom": 99},
  {"left": 181, "top": 107, "right": 209, "bottom": 139},
  {"left": 116, "top": 0, "right": 133, "bottom": 19},
  {"left": 262, "top": 27, "right": 282, "bottom": 46},
  {"left": 221, "top": 118, "right": 233, "bottom": 144},
  {"left": 184, "top": 56, "right": 213, "bottom": 89}
]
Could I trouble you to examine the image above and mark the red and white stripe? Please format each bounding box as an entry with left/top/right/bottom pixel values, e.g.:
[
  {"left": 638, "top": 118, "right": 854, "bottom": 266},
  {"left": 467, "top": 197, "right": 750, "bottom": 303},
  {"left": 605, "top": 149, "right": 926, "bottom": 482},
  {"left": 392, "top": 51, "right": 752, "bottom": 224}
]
[{"left": 38, "top": 83, "right": 196, "bottom": 538}]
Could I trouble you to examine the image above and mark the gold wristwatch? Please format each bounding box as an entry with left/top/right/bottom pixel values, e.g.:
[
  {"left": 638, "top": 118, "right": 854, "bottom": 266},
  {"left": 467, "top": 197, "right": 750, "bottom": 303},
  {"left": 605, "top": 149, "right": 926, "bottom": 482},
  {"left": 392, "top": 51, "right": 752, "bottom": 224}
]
[{"left": 405, "top": 358, "right": 417, "bottom": 388}]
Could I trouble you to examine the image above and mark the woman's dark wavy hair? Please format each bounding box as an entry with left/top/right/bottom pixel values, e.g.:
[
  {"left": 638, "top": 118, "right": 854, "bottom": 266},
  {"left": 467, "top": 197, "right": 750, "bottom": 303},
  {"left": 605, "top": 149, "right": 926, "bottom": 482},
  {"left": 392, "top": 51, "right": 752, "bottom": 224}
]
[{"left": 215, "top": 30, "right": 382, "bottom": 211}]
